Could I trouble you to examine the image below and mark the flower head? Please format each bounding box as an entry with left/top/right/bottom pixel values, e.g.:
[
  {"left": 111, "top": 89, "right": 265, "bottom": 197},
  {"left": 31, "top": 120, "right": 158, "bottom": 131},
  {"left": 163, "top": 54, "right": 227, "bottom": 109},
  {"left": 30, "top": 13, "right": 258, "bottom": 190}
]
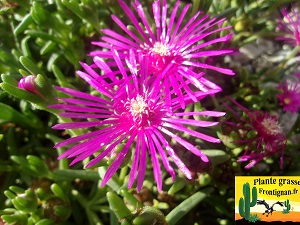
[
  {"left": 277, "top": 79, "right": 300, "bottom": 113},
  {"left": 277, "top": 5, "right": 300, "bottom": 47},
  {"left": 50, "top": 54, "right": 225, "bottom": 192},
  {"left": 222, "top": 98, "right": 286, "bottom": 169},
  {"left": 90, "top": 0, "right": 234, "bottom": 106}
]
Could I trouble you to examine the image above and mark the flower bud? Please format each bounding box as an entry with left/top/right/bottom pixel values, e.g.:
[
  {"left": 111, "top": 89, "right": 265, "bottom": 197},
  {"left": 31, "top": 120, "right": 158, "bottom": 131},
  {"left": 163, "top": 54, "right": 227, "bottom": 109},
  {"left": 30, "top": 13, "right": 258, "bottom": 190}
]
[
  {"left": 17, "top": 74, "right": 57, "bottom": 106},
  {"left": 18, "top": 75, "right": 38, "bottom": 95},
  {"left": 42, "top": 197, "right": 71, "bottom": 223},
  {"left": 199, "top": 173, "right": 211, "bottom": 187},
  {"left": 1, "top": 213, "right": 28, "bottom": 225},
  {"left": 27, "top": 155, "right": 50, "bottom": 177},
  {"left": 9, "top": 188, "right": 38, "bottom": 213}
]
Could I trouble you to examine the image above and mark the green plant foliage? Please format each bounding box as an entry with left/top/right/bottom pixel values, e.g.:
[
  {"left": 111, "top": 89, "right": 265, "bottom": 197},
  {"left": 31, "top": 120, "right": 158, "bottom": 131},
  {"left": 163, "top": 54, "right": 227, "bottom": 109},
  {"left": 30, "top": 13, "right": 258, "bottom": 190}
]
[{"left": 1, "top": 183, "right": 71, "bottom": 224}]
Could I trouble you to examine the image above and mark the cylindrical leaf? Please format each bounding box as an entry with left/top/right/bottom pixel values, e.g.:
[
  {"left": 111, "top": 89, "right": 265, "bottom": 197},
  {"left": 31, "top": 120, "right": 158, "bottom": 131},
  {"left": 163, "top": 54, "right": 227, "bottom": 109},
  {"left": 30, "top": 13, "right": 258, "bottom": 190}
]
[
  {"left": 166, "top": 188, "right": 213, "bottom": 225},
  {"left": 107, "top": 191, "right": 132, "bottom": 220},
  {"left": 50, "top": 183, "right": 67, "bottom": 201},
  {"left": 201, "top": 150, "right": 230, "bottom": 166},
  {"left": 14, "top": 14, "right": 33, "bottom": 35},
  {"left": 19, "top": 56, "right": 44, "bottom": 75}
]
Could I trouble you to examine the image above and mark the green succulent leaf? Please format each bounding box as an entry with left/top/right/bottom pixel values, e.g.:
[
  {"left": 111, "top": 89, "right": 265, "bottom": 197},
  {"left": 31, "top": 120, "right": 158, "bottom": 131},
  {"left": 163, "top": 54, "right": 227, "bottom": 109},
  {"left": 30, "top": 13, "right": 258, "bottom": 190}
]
[
  {"left": 166, "top": 187, "right": 213, "bottom": 225},
  {"left": 0, "top": 102, "right": 40, "bottom": 129},
  {"left": 201, "top": 149, "right": 231, "bottom": 166},
  {"left": 107, "top": 191, "right": 132, "bottom": 220}
]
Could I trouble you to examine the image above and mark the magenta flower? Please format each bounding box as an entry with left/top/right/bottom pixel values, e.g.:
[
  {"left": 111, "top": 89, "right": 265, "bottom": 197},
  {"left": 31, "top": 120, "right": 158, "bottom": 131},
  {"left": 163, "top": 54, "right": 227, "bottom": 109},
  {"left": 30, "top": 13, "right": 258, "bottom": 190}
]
[
  {"left": 90, "top": 0, "right": 234, "bottom": 105},
  {"left": 50, "top": 55, "right": 225, "bottom": 192},
  {"left": 18, "top": 75, "right": 39, "bottom": 94},
  {"left": 223, "top": 98, "right": 286, "bottom": 169},
  {"left": 277, "top": 6, "right": 300, "bottom": 47},
  {"left": 277, "top": 79, "right": 300, "bottom": 113}
]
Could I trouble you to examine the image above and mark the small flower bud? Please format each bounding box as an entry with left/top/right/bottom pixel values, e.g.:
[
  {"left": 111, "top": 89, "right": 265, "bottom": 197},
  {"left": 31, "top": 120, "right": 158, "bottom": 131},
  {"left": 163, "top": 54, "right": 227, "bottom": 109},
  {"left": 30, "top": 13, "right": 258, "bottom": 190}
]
[
  {"left": 18, "top": 75, "right": 38, "bottom": 95},
  {"left": 17, "top": 74, "right": 57, "bottom": 107},
  {"left": 199, "top": 173, "right": 211, "bottom": 187},
  {"left": 1, "top": 213, "right": 28, "bottom": 225},
  {"left": 42, "top": 197, "right": 71, "bottom": 223},
  {"left": 27, "top": 155, "right": 50, "bottom": 177},
  {"left": 11, "top": 189, "right": 38, "bottom": 213}
]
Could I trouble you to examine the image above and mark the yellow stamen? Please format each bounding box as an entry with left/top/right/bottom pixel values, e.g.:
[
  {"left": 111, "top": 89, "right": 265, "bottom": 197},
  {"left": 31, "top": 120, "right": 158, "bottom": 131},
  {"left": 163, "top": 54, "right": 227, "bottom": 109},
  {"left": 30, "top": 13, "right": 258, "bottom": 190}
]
[
  {"left": 150, "top": 42, "right": 171, "bottom": 56},
  {"left": 283, "top": 97, "right": 291, "bottom": 105},
  {"left": 129, "top": 95, "right": 148, "bottom": 116},
  {"left": 261, "top": 118, "right": 282, "bottom": 135}
]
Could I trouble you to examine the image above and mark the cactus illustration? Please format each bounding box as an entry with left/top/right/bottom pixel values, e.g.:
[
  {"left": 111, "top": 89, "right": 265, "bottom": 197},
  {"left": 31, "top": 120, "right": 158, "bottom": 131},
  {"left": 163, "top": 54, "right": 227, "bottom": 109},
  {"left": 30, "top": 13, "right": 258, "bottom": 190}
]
[
  {"left": 239, "top": 182, "right": 257, "bottom": 220},
  {"left": 282, "top": 199, "right": 291, "bottom": 214}
]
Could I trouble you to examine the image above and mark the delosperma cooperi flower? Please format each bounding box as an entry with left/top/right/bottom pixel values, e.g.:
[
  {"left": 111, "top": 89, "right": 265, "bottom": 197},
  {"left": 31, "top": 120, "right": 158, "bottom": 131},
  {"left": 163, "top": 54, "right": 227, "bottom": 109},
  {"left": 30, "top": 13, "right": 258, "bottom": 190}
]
[
  {"left": 277, "top": 5, "right": 300, "bottom": 47},
  {"left": 50, "top": 54, "right": 225, "bottom": 192},
  {"left": 277, "top": 79, "right": 300, "bottom": 114},
  {"left": 222, "top": 98, "right": 286, "bottom": 169},
  {"left": 90, "top": 0, "right": 234, "bottom": 106}
]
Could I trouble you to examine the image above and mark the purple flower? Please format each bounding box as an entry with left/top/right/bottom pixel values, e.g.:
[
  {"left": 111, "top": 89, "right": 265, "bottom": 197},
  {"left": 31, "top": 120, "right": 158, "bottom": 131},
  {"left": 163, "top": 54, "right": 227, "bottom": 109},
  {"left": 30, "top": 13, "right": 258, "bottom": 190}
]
[
  {"left": 18, "top": 75, "right": 39, "bottom": 95},
  {"left": 223, "top": 98, "right": 286, "bottom": 169},
  {"left": 277, "top": 5, "right": 300, "bottom": 47},
  {"left": 90, "top": 0, "right": 234, "bottom": 105},
  {"left": 50, "top": 54, "right": 225, "bottom": 192},
  {"left": 277, "top": 79, "right": 300, "bottom": 113}
]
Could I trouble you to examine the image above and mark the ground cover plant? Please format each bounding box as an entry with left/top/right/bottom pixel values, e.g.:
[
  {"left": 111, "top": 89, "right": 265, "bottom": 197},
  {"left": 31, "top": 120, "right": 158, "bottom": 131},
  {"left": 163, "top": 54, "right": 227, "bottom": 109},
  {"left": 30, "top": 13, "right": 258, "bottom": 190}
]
[{"left": 0, "top": 0, "right": 299, "bottom": 224}]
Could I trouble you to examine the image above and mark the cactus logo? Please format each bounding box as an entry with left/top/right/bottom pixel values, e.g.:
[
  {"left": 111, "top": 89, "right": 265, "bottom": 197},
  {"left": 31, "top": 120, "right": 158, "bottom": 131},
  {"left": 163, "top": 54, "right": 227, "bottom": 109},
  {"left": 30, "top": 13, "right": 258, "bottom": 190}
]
[{"left": 235, "top": 176, "right": 300, "bottom": 225}]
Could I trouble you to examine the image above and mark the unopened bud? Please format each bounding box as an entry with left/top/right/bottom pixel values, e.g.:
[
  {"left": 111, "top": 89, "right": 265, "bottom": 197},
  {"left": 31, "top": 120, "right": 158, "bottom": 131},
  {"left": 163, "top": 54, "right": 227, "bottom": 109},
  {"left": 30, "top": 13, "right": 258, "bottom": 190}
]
[
  {"left": 42, "top": 197, "right": 71, "bottom": 223},
  {"left": 17, "top": 74, "right": 57, "bottom": 105},
  {"left": 199, "top": 173, "right": 211, "bottom": 187},
  {"left": 8, "top": 188, "right": 38, "bottom": 213},
  {"left": 1, "top": 213, "right": 28, "bottom": 225},
  {"left": 18, "top": 75, "right": 38, "bottom": 95}
]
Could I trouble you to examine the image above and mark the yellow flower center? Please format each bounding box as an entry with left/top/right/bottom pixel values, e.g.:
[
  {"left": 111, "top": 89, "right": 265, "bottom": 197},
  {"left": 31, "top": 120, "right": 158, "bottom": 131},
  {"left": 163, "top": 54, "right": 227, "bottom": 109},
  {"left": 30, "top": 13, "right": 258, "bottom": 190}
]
[
  {"left": 129, "top": 95, "right": 148, "bottom": 117},
  {"left": 283, "top": 97, "right": 291, "bottom": 105},
  {"left": 261, "top": 117, "right": 282, "bottom": 135},
  {"left": 150, "top": 42, "right": 171, "bottom": 56}
]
